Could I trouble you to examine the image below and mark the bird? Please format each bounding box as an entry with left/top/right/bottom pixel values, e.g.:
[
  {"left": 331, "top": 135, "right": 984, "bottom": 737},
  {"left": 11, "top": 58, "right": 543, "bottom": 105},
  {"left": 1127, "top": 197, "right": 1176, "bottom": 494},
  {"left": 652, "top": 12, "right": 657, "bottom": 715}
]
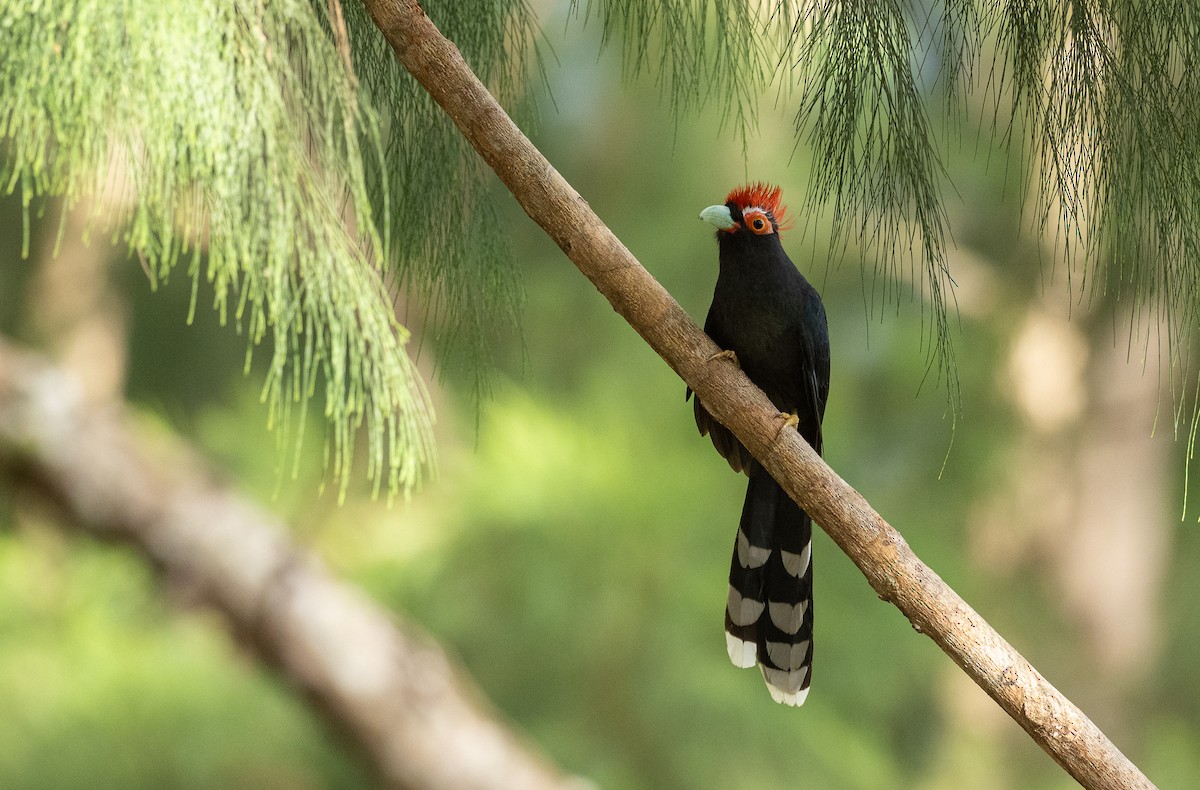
[{"left": 690, "top": 182, "right": 830, "bottom": 706}]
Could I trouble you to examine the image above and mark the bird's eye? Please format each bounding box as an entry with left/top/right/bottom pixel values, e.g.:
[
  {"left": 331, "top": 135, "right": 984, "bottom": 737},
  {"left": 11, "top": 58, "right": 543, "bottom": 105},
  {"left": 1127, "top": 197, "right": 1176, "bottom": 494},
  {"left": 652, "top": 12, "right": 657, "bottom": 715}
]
[{"left": 744, "top": 209, "right": 774, "bottom": 235}]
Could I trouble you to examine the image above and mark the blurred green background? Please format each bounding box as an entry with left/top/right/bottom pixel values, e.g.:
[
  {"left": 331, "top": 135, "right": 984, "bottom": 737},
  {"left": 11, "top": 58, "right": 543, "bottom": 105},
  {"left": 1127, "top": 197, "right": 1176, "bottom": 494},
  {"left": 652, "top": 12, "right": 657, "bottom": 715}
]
[{"left": 2, "top": 3, "right": 1200, "bottom": 788}]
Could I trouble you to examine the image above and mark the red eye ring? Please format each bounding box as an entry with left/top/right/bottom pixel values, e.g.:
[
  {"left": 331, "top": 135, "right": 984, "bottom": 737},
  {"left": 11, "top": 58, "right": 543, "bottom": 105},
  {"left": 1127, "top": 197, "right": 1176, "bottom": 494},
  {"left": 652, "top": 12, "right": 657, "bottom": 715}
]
[{"left": 743, "top": 209, "right": 774, "bottom": 235}]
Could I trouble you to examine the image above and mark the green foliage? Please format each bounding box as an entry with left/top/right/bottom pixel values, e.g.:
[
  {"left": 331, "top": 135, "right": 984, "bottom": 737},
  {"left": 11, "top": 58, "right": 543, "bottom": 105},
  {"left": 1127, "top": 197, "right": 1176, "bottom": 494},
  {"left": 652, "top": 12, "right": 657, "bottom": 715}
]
[
  {"left": 0, "top": 0, "right": 561, "bottom": 493},
  {"left": 6, "top": 0, "right": 1200, "bottom": 494},
  {"left": 789, "top": 0, "right": 960, "bottom": 399},
  {"left": 342, "top": 0, "right": 537, "bottom": 402},
  {"left": 998, "top": 0, "right": 1200, "bottom": 374},
  {"left": 569, "top": 0, "right": 790, "bottom": 135},
  {"left": 0, "top": 0, "right": 436, "bottom": 496},
  {"left": 992, "top": 0, "right": 1200, "bottom": 469}
]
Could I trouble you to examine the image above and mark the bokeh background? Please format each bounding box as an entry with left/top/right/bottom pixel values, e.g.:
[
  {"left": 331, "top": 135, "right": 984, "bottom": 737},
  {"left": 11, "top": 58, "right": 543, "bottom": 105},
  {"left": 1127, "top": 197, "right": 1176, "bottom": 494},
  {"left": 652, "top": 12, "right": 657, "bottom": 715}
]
[{"left": 2, "top": 2, "right": 1199, "bottom": 788}]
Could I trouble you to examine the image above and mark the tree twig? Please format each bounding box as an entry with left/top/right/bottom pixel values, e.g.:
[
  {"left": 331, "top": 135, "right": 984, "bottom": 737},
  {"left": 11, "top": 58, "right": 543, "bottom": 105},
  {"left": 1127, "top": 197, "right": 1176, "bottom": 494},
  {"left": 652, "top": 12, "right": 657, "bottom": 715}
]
[
  {"left": 0, "top": 337, "right": 581, "bottom": 790},
  {"left": 359, "top": 2, "right": 1155, "bottom": 788}
]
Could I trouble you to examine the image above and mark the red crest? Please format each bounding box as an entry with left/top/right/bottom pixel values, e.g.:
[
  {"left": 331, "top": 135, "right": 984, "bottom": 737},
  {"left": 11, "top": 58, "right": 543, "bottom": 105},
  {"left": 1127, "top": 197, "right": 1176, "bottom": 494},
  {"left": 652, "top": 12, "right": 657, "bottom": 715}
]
[{"left": 724, "top": 182, "right": 791, "bottom": 231}]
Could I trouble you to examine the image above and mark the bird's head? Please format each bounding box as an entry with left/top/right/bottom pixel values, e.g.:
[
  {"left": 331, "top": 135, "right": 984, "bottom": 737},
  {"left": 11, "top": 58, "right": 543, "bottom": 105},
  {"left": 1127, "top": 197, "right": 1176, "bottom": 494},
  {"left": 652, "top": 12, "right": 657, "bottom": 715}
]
[{"left": 699, "top": 182, "right": 791, "bottom": 241}]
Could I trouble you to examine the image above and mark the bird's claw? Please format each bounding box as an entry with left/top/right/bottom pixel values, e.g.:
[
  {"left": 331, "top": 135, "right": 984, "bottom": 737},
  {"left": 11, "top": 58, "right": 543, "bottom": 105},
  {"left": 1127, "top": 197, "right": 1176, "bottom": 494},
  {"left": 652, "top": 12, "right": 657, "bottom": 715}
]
[
  {"left": 775, "top": 411, "right": 800, "bottom": 438},
  {"left": 708, "top": 349, "right": 739, "bottom": 367}
]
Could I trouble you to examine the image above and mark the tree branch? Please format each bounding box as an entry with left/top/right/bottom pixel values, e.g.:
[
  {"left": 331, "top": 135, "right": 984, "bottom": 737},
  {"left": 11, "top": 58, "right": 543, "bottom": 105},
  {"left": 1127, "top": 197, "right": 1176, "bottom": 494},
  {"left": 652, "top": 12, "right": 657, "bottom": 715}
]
[
  {"left": 0, "top": 337, "right": 580, "bottom": 790},
  {"left": 359, "top": 2, "right": 1155, "bottom": 788}
]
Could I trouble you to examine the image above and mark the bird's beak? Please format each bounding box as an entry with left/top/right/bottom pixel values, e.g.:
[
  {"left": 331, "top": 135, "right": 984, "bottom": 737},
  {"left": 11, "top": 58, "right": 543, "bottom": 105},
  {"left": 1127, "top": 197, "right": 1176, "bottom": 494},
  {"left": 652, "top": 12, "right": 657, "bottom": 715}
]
[{"left": 699, "top": 204, "right": 736, "bottom": 231}]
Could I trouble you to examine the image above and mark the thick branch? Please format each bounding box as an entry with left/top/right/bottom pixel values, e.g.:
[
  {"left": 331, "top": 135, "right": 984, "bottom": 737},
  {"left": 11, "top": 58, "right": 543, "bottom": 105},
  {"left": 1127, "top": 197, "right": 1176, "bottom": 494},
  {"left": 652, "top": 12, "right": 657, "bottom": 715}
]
[
  {"left": 0, "top": 338, "right": 578, "bottom": 790},
  {"left": 360, "top": 2, "right": 1154, "bottom": 788}
]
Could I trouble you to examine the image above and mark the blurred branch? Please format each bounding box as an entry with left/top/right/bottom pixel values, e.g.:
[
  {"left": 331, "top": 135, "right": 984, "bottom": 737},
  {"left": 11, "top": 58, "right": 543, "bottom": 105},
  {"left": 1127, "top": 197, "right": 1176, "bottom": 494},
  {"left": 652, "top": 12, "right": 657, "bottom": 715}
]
[
  {"left": 0, "top": 337, "right": 580, "bottom": 790},
  {"left": 26, "top": 196, "right": 128, "bottom": 402},
  {"left": 360, "top": 2, "right": 1154, "bottom": 788}
]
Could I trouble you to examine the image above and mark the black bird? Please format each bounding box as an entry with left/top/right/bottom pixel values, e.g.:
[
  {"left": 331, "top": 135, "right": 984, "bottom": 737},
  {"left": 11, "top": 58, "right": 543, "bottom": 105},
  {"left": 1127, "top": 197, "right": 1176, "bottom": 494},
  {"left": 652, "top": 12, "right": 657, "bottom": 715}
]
[{"left": 691, "top": 183, "right": 830, "bottom": 705}]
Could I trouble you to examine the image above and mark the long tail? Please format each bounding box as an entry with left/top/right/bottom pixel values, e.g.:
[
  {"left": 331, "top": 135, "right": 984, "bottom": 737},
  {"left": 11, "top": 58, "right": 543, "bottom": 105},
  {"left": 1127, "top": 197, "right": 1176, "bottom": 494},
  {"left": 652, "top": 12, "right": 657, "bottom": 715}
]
[{"left": 724, "top": 469, "right": 814, "bottom": 706}]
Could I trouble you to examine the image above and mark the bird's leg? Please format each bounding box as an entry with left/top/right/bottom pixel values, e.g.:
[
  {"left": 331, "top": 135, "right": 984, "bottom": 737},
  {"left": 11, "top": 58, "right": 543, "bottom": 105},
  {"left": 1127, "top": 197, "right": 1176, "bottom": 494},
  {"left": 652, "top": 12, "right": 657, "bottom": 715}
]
[
  {"left": 708, "top": 348, "right": 739, "bottom": 367},
  {"left": 774, "top": 411, "right": 800, "bottom": 439}
]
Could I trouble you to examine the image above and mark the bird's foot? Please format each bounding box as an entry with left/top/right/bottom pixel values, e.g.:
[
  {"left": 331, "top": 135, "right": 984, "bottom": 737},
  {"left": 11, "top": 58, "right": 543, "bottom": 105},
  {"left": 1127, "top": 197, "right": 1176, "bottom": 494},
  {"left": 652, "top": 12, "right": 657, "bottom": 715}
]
[
  {"left": 708, "top": 349, "right": 739, "bottom": 367},
  {"left": 774, "top": 411, "right": 800, "bottom": 439}
]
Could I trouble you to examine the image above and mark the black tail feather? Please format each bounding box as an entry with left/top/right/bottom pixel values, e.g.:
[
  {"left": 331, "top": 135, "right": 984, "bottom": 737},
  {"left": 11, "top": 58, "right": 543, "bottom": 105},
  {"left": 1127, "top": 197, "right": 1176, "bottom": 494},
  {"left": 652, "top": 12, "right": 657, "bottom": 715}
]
[{"left": 724, "top": 470, "right": 814, "bottom": 705}]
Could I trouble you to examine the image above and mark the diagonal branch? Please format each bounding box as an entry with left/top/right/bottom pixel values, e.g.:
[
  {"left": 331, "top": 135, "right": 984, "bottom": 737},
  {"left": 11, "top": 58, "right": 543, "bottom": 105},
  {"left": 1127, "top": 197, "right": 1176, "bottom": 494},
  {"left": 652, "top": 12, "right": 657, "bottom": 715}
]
[
  {"left": 0, "top": 338, "right": 578, "bottom": 790},
  {"left": 360, "top": 2, "right": 1155, "bottom": 788}
]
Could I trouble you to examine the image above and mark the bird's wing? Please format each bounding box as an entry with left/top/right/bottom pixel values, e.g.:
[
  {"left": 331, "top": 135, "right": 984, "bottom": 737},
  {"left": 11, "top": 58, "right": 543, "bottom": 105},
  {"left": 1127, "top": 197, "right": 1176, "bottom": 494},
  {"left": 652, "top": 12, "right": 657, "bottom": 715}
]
[
  {"left": 794, "top": 310, "right": 830, "bottom": 457},
  {"left": 693, "top": 395, "right": 758, "bottom": 475},
  {"left": 689, "top": 312, "right": 758, "bottom": 476}
]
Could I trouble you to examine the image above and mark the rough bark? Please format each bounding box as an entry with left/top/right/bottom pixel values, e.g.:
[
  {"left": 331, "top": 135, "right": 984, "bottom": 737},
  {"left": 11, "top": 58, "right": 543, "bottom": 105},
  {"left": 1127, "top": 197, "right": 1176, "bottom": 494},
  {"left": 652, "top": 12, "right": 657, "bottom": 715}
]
[
  {"left": 359, "top": 2, "right": 1156, "bottom": 788},
  {"left": 0, "top": 338, "right": 581, "bottom": 790}
]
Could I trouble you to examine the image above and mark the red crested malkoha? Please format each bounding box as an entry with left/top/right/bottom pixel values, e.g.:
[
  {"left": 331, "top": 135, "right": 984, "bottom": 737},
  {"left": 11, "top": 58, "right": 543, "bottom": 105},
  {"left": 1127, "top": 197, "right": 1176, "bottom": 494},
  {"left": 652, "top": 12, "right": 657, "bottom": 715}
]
[{"left": 690, "top": 183, "right": 830, "bottom": 705}]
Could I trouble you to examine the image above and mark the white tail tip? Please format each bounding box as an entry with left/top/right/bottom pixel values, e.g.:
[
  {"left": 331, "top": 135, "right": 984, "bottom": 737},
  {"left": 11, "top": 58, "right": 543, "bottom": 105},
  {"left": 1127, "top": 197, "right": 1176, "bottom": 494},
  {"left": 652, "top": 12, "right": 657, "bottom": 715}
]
[{"left": 725, "top": 631, "right": 758, "bottom": 668}]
